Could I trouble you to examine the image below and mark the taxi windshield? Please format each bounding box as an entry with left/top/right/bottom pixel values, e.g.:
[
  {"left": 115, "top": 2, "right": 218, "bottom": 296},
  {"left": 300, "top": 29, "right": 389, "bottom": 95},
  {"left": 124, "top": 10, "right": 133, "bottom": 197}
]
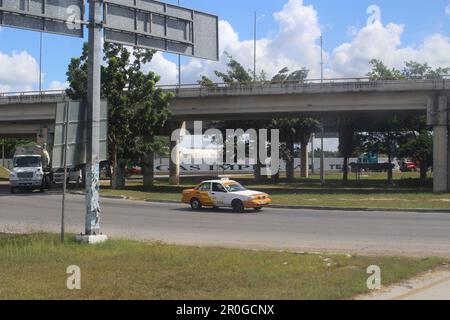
[{"left": 225, "top": 183, "right": 246, "bottom": 192}]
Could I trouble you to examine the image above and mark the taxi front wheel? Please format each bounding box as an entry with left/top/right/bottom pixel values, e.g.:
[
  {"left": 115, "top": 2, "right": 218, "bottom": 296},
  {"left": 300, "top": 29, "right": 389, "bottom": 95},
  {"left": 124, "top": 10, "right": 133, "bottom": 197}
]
[
  {"left": 190, "top": 198, "right": 202, "bottom": 210},
  {"left": 232, "top": 199, "right": 245, "bottom": 213}
]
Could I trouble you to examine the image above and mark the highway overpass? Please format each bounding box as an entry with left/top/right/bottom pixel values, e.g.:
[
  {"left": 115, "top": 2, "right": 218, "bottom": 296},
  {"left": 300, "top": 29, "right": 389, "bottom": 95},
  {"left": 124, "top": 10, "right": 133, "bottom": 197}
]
[{"left": 1, "top": 78, "right": 449, "bottom": 192}]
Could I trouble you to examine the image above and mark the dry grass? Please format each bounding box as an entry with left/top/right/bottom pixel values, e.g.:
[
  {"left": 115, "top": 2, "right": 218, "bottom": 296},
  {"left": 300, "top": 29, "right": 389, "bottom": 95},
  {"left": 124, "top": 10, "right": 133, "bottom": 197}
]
[{"left": 0, "top": 233, "right": 444, "bottom": 300}]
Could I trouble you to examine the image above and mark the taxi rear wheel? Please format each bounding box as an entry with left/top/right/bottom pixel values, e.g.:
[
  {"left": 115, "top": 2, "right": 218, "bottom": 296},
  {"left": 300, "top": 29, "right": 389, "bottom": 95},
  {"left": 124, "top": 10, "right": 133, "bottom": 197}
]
[
  {"left": 254, "top": 207, "right": 262, "bottom": 212},
  {"left": 232, "top": 199, "right": 245, "bottom": 213},
  {"left": 190, "top": 198, "right": 202, "bottom": 210}
]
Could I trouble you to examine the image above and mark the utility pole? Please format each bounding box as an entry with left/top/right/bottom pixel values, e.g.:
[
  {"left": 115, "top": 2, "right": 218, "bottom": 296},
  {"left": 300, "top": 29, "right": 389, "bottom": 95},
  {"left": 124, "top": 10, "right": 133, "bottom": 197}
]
[
  {"left": 39, "top": 32, "right": 42, "bottom": 92},
  {"left": 253, "top": 11, "right": 257, "bottom": 81},
  {"left": 83, "top": 0, "right": 103, "bottom": 239},
  {"left": 320, "top": 118, "right": 325, "bottom": 185},
  {"left": 320, "top": 35, "right": 324, "bottom": 84},
  {"left": 320, "top": 36, "right": 325, "bottom": 184},
  {"left": 1, "top": 139, "right": 4, "bottom": 168},
  {"left": 178, "top": 0, "right": 181, "bottom": 88},
  {"left": 311, "top": 134, "right": 315, "bottom": 174},
  {"left": 253, "top": 12, "right": 265, "bottom": 82},
  {"left": 61, "top": 101, "right": 69, "bottom": 243}
]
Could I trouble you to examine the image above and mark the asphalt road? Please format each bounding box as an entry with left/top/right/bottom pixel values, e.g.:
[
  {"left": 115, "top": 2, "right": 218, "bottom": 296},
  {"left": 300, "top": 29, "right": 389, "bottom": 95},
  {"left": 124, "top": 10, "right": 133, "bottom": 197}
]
[{"left": 1, "top": 184, "right": 450, "bottom": 257}]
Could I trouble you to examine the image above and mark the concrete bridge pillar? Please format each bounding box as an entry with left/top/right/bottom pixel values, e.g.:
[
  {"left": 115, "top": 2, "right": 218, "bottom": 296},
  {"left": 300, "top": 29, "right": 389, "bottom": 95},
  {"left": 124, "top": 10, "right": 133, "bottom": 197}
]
[
  {"left": 37, "top": 127, "right": 49, "bottom": 145},
  {"left": 169, "top": 121, "right": 186, "bottom": 186},
  {"left": 427, "top": 95, "right": 449, "bottom": 193}
]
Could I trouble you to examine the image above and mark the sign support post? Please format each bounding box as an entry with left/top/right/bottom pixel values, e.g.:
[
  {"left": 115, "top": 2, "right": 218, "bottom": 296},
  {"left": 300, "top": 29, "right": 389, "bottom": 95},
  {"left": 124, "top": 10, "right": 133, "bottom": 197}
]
[{"left": 77, "top": 0, "right": 105, "bottom": 242}]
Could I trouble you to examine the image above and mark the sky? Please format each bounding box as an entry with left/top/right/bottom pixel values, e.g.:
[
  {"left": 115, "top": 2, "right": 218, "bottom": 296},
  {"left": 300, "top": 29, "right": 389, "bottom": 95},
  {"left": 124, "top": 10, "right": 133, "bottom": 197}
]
[{"left": 1, "top": 0, "right": 450, "bottom": 150}]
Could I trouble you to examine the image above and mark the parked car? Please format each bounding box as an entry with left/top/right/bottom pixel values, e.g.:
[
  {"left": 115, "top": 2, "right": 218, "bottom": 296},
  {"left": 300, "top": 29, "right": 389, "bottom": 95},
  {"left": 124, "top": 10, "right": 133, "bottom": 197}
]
[
  {"left": 182, "top": 178, "right": 271, "bottom": 213},
  {"left": 53, "top": 167, "right": 83, "bottom": 187},
  {"left": 400, "top": 161, "right": 419, "bottom": 172}
]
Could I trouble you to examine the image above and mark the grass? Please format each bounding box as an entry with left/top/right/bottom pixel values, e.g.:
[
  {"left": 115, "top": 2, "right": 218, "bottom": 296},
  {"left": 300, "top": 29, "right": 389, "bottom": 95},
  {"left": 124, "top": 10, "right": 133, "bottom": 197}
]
[
  {"left": 95, "top": 172, "right": 450, "bottom": 210},
  {"left": 0, "top": 233, "right": 445, "bottom": 300},
  {"left": 0, "top": 166, "right": 9, "bottom": 181}
]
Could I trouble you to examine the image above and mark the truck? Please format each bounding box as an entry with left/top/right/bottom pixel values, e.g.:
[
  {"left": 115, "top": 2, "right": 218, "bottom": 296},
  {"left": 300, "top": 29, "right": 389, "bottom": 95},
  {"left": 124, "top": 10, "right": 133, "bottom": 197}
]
[{"left": 9, "top": 145, "right": 52, "bottom": 193}]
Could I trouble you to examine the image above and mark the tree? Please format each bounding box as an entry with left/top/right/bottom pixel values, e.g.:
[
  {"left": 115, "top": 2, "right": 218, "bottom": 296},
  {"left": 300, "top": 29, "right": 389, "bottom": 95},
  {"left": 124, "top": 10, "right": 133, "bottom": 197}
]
[
  {"left": 402, "top": 61, "right": 450, "bottom": 80},
  {"left": 338, "top": 120, "right": 362, "bottom": 185},
  {"left": 214, "top": 52, "right": 253, "bottom": 84},
  {"left": 361, "top": 118, "right": 404, "bottom": 185},
  {"left": 197, "top": 75, "right": 217, "bottom": 88},
  {"left": 367, "top": 59, "right": 404, "bottom": 80},
  {"left": 271, "top": 67, "right": 309, "bottom": 82},
  {"left": 368, "top": 59, "right": 450, "bottom": 80},
  {"left": 398, "top": 116, "right": 433, "bottom": 181},
  {"left": 66, "top": 42, "right": 173, "bottom": 189},
  {"left": 270, "top": 118, "right": 319, "bottom": 181},
  {"left": 126, "top": 48, "right": 173, "bottom": 187}
]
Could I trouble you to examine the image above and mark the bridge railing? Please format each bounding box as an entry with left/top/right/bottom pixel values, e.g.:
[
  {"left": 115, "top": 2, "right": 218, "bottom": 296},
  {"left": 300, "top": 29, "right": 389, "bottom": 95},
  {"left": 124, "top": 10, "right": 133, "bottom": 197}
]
[
  {"left": 1, "top": 76, "right": 449, "bottom": 98},
  {"left": 159, "top": 76, "right": 450, "bottom": 91}
]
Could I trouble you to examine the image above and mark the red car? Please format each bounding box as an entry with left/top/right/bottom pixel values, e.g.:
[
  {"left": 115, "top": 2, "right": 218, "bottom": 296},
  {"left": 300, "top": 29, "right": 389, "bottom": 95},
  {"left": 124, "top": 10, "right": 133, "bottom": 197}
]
[
  {"left": 400, "top": 161, "right": 418, "bottom": 172},
  {"left": 131, "top": 166, "right": 142, "bottom": 175}
]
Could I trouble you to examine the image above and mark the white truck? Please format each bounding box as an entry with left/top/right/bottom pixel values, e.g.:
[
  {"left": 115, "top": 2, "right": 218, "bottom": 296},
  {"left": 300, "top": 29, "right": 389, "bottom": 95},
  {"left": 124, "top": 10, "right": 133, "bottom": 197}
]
[{"left": 9, "top": 145, "right": 52, "bottom": 193}]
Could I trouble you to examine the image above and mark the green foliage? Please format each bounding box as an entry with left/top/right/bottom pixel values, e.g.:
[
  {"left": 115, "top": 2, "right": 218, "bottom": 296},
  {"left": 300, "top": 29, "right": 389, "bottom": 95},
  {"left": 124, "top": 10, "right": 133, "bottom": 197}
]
[
  {"left": 399, "top": 131, "right": 432, "bottom": 165},
  {"left": 403, "top": 61, "right": 450, "bottom": 79},
  {"left": 360, "top": 117, "right": 405, "bottom": 160},
  {"left": 367, "top": 59, "right": 449, "bottom": 80},
  {"left": 367, "top": 59, "right": 404, "bottom": 80},
  {"left": 66, "top": 42, "right": 173, "bottom": 170},
  {"left": 271, "top": 67, "right": 309, "bottom": 82},
  {"left": 197, "top": 75, "right": 217, "bottom": 88},
  {"left": 214, "top": 52, "right": 253, "bottom": 84},
  {"left": 0, "top": 138, "right": 35, "bottom": 159}
]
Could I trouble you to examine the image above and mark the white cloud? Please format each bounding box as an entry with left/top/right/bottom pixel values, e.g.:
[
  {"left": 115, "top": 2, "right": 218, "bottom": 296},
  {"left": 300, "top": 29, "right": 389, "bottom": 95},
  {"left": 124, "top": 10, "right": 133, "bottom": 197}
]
[
  {"left": 48, "top": 80, "right": 68, "bottom": 91},
  {"left": 150, "top": 0, "right": 325, "bottom": 84},
  {"left": 1, "top": 0, "right": 448, "bottom": 91},
  {"left": 0, "top": 50, "right": 40, "bottom": 92},
  {"left": 143, "top": 51, "right": 178, "bottom": 85},
  {"left": 331, "top": 21, "right": 450, "bottom": 77},
  {"left": 445, "top": 5, "right": 450, "bottom": 16}
]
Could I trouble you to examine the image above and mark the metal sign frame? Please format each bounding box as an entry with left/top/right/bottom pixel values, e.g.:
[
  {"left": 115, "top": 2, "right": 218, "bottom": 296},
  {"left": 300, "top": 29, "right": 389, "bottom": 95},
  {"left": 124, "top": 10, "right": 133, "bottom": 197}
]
[
  {"left": 103, "top": 0, "right": 219, "bottom": 61},
  {"left": 52, "top": 100, "right": 108, "bottom": 168},
  {"left": 0, "top": 0, "right": 85, "bottom": 38}
]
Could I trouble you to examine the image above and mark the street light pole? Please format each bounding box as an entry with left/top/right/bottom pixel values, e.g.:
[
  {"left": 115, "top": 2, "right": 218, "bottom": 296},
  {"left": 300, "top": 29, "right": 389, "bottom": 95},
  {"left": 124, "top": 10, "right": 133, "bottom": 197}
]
[
  {"left": 178, "top": 0, "right": 181, "bottom": 88},
  {"left": 320, "top": 118, "right": 325, "bottom": 185},
  {"left": 253, "top": 12, "right": 265, "bottom": 82},
  {"left": 84, "top": 0, "right": 102, "bottom": 237},
  {"left": 253, "top": 11, "right": 256, "bottom": 81},
  {"left": 39, "top": 32, "right": 42, "bottom": 92},
  {"left": 320, "top": 35, "right": 324, "bottom": 84}
]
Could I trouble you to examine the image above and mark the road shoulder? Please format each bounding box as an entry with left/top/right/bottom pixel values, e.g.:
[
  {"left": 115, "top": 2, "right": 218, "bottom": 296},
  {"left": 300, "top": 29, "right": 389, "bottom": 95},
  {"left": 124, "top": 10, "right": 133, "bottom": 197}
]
[{"left": 356, "top": 264, "right": 450, "bottom": 300}]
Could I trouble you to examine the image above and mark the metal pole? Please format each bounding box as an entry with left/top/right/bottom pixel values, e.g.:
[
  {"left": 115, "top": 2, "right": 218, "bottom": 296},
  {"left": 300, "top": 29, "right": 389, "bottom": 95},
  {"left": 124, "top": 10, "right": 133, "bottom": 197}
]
[
  {"left": 177, "top": 0, "right": 181, "bottom": 88},
  {"left": 217, "top": 141, "right": 220, "bottom": 177},
  {"left": 320, "top": 36, "right": 324, "bottom": 84},
  {"left": 320, "top": 118, "right": 325, "bottom": 184},
  {"left": 85, "top": 0, "right": 102, "bottom": 235},
  {"left": 61, "top": 101, "right": 69, "bottom": 243},
  {"left": 311, "top": 133, "right": 315, "bottom": 175},
  {"left": 253, "top": 11, "right": 256, "bottom": 81},
  {"left": 1, "top": 139, "right": 5, "bottom": 168},
  {"left": 39, "top": 32, "right": 42, "bottom": 92}
]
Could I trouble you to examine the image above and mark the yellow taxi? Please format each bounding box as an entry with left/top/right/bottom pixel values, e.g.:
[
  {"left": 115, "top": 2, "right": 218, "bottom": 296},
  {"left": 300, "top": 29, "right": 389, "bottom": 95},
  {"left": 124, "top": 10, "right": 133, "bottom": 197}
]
[{"left": 182, "top": 178, "right": 272, "bottom": 213}]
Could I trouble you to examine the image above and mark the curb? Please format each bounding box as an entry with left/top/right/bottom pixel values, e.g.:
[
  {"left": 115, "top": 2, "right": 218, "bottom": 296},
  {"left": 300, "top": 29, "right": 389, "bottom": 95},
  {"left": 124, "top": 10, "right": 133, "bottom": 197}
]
[
  {"left": 269, "top": 204, "right": 450, "bottom": 213},
  {"left": 67, "top": 191, "right": 450, "bottom": 213}
]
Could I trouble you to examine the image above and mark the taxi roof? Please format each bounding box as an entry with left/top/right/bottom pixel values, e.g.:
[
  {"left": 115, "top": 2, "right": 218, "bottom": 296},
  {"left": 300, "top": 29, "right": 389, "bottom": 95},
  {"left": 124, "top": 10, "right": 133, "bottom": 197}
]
[{"left": 200, "top": 179, "right": 238, "bottom": 184}]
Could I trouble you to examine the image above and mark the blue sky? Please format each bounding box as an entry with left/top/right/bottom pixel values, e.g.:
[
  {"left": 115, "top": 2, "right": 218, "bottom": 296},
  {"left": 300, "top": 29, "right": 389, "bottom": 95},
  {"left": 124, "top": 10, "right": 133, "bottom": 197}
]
[{"left": 0, "top": 0, "right": 449, "bottom": 91}]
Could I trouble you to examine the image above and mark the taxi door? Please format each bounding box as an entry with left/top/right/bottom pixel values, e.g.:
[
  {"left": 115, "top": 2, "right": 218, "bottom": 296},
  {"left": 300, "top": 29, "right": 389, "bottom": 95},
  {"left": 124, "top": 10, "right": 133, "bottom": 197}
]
[
  {"left": 197, "top": 182, "right": 215, "bottom": 206},
  {"left": 211, "top": 182, "right": 227, "bottom": 206}
]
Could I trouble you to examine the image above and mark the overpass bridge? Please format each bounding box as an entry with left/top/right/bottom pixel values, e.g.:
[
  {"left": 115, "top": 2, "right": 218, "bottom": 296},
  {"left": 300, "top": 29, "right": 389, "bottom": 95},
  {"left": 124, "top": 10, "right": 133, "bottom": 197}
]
[{"left": 1, "top": 78, "right": 449, "bottom": 192}]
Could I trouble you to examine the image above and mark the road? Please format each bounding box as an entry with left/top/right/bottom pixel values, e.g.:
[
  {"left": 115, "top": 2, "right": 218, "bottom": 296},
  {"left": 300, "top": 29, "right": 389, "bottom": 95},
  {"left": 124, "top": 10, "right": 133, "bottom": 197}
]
[{"left": 1, "top": 185, "right": 450, "bottom": 257}]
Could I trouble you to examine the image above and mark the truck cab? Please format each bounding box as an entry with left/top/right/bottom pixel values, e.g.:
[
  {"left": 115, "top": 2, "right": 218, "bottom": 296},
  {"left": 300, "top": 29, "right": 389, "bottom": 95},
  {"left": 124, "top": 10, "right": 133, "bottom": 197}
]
[{"left": 9, "top": 146, "right": 51, "bottom": 193}]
